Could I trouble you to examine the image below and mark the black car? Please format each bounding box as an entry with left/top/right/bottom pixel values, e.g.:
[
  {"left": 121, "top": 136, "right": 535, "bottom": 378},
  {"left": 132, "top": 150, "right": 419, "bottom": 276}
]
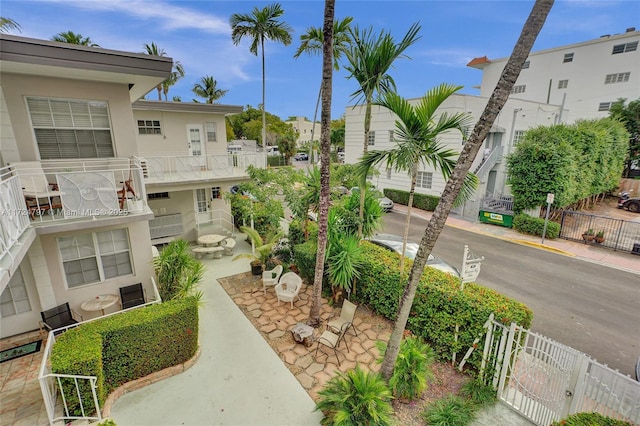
[{"left": 618, "top": 194, "right": 640, "bottom": 213}]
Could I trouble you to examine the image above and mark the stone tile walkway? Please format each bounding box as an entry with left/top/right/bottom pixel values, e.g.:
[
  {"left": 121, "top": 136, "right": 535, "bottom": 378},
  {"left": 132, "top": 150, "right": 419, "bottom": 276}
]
[{"left": 218, "top": 271, "right": 393, "bottom": 400}]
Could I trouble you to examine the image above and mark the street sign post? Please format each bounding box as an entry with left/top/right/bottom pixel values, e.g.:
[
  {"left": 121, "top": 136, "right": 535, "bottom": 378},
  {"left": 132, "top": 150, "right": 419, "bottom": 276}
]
[{"left": 542, "top": 193, "right": 554, "bottom": 244}]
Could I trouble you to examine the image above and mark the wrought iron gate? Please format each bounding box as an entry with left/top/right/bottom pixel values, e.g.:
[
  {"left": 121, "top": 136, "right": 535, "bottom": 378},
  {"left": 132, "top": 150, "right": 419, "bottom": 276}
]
[
  {"left": 558, "top": 210, "right": 640, "bottom": 254},
  {"left": 476, "top": 318, "right": 640, "bottom": 425}
]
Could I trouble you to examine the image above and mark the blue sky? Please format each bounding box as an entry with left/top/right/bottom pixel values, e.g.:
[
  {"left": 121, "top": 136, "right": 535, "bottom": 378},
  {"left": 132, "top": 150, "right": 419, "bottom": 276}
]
[{"left": 2, "top": 1, "right": 638, "bottom": 121}]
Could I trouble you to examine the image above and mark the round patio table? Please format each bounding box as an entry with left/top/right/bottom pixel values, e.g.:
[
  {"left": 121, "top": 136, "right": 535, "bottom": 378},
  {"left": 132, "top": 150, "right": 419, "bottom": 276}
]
[
  {"left": 81, "top": 294, "right": 119, "bottom": 316},
  {"left": 197, "top": 234, "right": 225, "bottom": 247}
]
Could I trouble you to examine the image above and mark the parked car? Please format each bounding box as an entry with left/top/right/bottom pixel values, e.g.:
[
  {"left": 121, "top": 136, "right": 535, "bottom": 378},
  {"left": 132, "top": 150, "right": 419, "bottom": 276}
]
[
  {"left": 378, "top": 196, "right": 394, "bottom": 212},
  {"left": 367, "top": 233, "right": 460, "bottom": 277},
  {"left": 618, "top": 191, "right": 640, "bottom": 213},
  {"left": 294, "top": 152, "right": 309, "bottom": 161}
]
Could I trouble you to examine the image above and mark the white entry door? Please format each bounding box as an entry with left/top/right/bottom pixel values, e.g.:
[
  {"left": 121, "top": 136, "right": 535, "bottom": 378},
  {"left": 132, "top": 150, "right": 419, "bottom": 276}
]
[{"left": 187, "top": 125, "right": 205, "bottom": 156}]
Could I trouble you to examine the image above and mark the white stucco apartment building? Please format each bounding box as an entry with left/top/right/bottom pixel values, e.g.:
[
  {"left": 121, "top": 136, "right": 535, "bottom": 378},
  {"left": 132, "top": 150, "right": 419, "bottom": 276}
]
[
  {"left": 344, "top": 28, "right": 640, "bottom": 220},
  {"left": 0, "top": 35, "right": 261, "bottom": 338},
  {"left": 286, "top": 116, "right": 320, "bottom": 145}
]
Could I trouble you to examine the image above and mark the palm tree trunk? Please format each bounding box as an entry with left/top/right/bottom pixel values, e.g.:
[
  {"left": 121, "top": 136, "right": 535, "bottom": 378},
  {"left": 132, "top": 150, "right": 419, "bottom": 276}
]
[
  {"left": 358, "top": 100, "right": 373, "bottom": 237},
  {"left": 380, "top": 0, "right": 554, "bottom": 382},
  {"left": 308, "top": 0, "right": 335, "bottom": 327},
  {"left": 156, "top": 85, "right": 162, "bottom": 101},
  {"left": 261, "top": 36, "right": 267, "bottom": 147},
  {"left": 399, "top": 166, "right": 418, "bottom": 275}
]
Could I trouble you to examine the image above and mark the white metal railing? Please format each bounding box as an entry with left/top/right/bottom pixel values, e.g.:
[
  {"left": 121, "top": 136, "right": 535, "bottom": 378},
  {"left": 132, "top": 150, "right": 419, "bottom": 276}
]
[
  {"left": 475, "top": 145, "right": 504, "bottom": 179},
  {"left": 0, "top": 166, "right": 31, "bottom": 264},
  {"left": 7, "top": 158, "right": 148, "bottom": 224},
  {"left": 136, "top": 152, "right": 266, "bottom": 184},
  {"left": 471, "top": 316, "right": 640, "bottom": 425},
  {"left": 195, "top": 209, "right": 235, "bottom": 237},
  {"left": 149, "top": 213, "right": 184, "bottom": 240},
  {"left": 38, "top": 276, "right": 162, "bottom": 424}
]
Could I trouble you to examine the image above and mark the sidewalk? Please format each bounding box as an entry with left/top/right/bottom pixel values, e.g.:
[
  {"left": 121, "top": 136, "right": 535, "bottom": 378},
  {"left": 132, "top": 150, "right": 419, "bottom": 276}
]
[{"left": 392, "top": 204, "right": 640, "bottom": 275}]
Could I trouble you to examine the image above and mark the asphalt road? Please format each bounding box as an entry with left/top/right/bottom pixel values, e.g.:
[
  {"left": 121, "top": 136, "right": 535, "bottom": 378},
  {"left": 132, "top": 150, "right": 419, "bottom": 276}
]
[{"left": 381, "top": 210, "right": 640, "bottom": 377}]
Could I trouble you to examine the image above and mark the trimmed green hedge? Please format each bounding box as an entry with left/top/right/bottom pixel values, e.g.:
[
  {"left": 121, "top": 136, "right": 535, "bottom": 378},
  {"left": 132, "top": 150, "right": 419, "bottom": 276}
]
[
  {"left": 383, "top": 188, "right": 440, "bottom": 211},
  {"left": 513, "top": 213, "right": 560, "bottom": 239},
  {"left": 51, "top": 297, "right": 198, "bottom": 416},
  {"left": 352, "top": 242, "right": 532, "bottom": 371},
  {"left": 550, "top": 412, "right": 633, "bottom": 426}
]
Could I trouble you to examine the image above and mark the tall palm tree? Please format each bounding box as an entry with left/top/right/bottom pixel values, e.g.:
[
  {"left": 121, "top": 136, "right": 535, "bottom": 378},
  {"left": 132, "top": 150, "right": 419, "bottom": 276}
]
[
  {"left": 230, "top": 3, "right": 293, "bottom": 146},
  {"left": 294, "top": 17, "right": 353, "bottom": 158},
  {"left": 378, "top": 0, "right": 555, "bottom": 382},
  {"left": 307, "top": 0, "right": 335, "bottom": 327},
  {"left": 51, "top": 31, "right": 99, "bottom": 47},
  {"left": 143, "top": 42, "right": 184, "bottom": 101},
  {"left": 359, "top": 84, "right": 476, "bottom": 275},
  {"left": 192, "top": 75, "right": 229, "bottom": 103},
  {"left": 0, "top": 17, "right": 21, "bottom": 33},
  {"left": 163, "top": 61, "right": 185, "bottom": 101},
  {"left": 344, "top": 22, "right": 421, "bottom": 237}
]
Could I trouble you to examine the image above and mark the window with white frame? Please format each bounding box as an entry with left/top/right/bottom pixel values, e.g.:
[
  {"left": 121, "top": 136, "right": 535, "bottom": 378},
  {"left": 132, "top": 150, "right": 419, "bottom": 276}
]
[
  {"left": 522, "top": 60, "right": 530, "bottom": 69},
  {"left": 211, "top": 186, "right": 221, "bottom": 199},
  {"left": 416, "top": 171, "right": 433, "bottom": 189},
  {"left": 0, "top": 268, "right": 31, "bottom": 317},
  {"left": 511, "top": 85, "right": 526, "bottom": 94},
  {"left": 58, "top": 229, "right": 132, "bottom": 288},
  {"left": 604, "top": 72, "right": 630, "bottom": 84},
  {"left": 26, "top": 97, "right": 114, "bottom": 159},
  {"left": 598, "top": 102, "right": 613, "bottom": 112},
  {"left": 612, "top": 41, "right": 638, "bottom": 54},
  {"left": 563, "top": 53, "right": 574, "bottom": 63},
  {"left": 148, "top": 192, "right": 169, "bottom": 200},
  {"left": 205, "top": 122, "right": 217, "bottom": 142},
  {"left": 196, "top": 189, "right": 208, "bottom": 213},
  {"left": 388, "top": 130, "right": 394, "bottom": 143},
  {"left": 513, "top": 130, "right": 525, "bottom": 145},
  {"left": 558, "top": 79, "right": 569, "bottom": 89},
  {"left": 137, "top": 120, "right": 161, "bottom": 135}
]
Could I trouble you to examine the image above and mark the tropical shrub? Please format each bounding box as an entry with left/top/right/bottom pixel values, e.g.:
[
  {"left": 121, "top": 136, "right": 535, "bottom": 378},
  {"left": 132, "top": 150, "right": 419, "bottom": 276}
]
[
  {"left": 507, "top": 118, "right": 628, "bottom": 212},
  {"left": 51, "top": 297, "right": 198, "bottom": 416},
  {"left": 383, "top": 188, "right": 440, "bottom": 211},
  {"left": 377, "top": 336, "right": 435, "bottom": 400},
  {"left": 354, "top": 242, "right": 532, "bottom": 371},
  {"left": 234, "top": 226, "right": 282, "bottom": 267},
  {"left": 153, "top": 240, "right": 204, "bottom": 301},
  {"left": 550, "top": 412, "right": 633, "bottom": 426},
  {"left": 422, "top": 395, "right": 477, "bottom": 425},
  {"left": 513, "top": 213, "right": 560, "bottom": 238},
  {"left": 315, "top": 365, "right": 394, "bottom": 426}
]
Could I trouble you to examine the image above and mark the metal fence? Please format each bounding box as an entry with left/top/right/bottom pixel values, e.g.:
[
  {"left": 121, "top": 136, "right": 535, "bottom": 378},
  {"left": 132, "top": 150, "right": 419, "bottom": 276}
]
[{"left": 557, "top": 210, "right": 640, "bottom": 254}]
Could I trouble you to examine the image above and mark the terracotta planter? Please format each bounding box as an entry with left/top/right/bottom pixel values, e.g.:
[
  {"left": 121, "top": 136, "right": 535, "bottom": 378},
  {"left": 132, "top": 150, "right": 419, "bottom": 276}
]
[
  {"left": 594, "top": 236, "right": 605, "bottom": 244},
  {"left": 582, "top": 233, "right": 595, "bottom": 242}
]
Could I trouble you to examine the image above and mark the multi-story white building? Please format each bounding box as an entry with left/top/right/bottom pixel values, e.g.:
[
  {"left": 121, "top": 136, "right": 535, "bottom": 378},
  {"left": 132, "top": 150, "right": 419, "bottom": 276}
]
[
  {"left": 469, "top": 27, "right": 639, "bottom": 123},
  {"left": 0, "top": 35, "right": 262, "bottom": 338},
  {"left": 344, "top": 28, "right": 639, "bottom": 220},
  {"left": 285, "top": 116, "right": 320, "bottom": 145}
]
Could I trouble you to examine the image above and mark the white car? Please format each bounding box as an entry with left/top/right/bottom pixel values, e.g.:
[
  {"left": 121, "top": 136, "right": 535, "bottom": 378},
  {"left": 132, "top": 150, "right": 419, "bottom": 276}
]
[
  {"left": 367, "top": 233, "right": 460, "bottom": 277},
  {"left": 378, "top": 196, "right": 394, "bottom": 212}
]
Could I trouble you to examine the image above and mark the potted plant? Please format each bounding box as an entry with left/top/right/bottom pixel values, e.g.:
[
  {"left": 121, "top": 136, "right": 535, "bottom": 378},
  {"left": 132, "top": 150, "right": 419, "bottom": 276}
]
[
  {"left": 233, "top": 226, "right": 283, "bottom": 275},
  {"left": 594, "top": 230, "right": 605, "bottom": 244},
  {"left": 582, "top": 228, "right": 595, "bottom": 242}
]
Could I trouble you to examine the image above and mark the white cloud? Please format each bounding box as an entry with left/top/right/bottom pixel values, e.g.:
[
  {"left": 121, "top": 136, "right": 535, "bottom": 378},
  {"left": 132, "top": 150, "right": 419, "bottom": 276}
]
[{"left": 43, "top": 0, "right": 230, "bottom": 34}]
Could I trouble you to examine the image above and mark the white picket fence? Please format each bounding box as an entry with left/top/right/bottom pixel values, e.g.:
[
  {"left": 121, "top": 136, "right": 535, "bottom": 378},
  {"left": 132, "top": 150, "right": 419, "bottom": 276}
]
[{"left": 470, "top": 315, "right": 640, "bottom": 425}]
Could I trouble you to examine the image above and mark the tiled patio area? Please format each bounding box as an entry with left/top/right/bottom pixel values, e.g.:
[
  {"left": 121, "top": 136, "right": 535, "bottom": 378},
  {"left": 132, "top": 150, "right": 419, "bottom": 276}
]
[
  {"left": 218, "top": 271, "right": 393, "bottom": 401},
  {"left": 0, "top": 330, "right": 49, "bottom": 426}
]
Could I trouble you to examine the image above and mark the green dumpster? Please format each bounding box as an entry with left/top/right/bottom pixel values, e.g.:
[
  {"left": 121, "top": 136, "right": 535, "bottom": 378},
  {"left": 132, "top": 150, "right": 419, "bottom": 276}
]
[{"left": 479, "top": 210, "right": 514, "bottom": 227}]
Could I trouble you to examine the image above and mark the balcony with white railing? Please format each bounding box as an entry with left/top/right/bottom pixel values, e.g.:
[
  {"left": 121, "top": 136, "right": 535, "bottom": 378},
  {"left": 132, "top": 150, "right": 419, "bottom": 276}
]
[
  {"left": 0, "top": 167, "right": 33, "bottom": 273},
  {"left": 3, "top": 158, "right": 151, "bottom": 230},
  {"left": 136, "top": 152, "right": 266, "bottom": 185}
]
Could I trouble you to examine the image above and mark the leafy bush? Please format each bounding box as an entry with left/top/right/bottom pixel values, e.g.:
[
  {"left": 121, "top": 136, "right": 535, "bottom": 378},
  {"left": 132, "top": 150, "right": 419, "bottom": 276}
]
[
  {"left": 507, "top": 118, "right": 628, "bottom": 212},
  {"left": 377, "top": 336, "right": 435, "bottom": 400},
  {"left": 422, "top": 395, "right": 476, "bottom": 425},
  {"left": 513, "top": 213, "right": 560, "bottom": 238},
  {"left": 383, "top": 188, "right": 440, "bottom": 211},
  {"left": 460, "top": 378, "right": 496, "bottom": 407},
  {"left": 51, "top": 298, "right": 198, "bottom": 416},
  {"left": 315, "top": 365, "right": 394, "bottom": 426},
  {"left": 288, "top": 218, "right": 318, "bottom": 247},
  {"left": 550, "top": 412, "right": 633, "bottom": 426},
  {"left": 292, "top": 240, "right": 321, "bottom": 283},
  {"left": 355, "top": 242, "right": 533, "bottom": 371},
  {"left": 154, "top": 240, "right": 204, "bottom": 301}
]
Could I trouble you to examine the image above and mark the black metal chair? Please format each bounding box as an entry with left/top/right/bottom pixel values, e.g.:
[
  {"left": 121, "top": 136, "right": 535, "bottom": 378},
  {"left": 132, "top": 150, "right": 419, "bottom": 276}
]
[
  {"left": 40, "top": 302, "right": 80, "bottom": 334},
  {"left": 119, "top": 283, "right": 145, "bottom": 310}
]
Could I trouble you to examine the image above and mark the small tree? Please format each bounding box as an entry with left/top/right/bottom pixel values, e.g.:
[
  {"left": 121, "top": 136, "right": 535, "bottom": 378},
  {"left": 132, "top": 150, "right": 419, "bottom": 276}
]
[{"left": 153, "top": 240, "right": 204, "bottom": 301}]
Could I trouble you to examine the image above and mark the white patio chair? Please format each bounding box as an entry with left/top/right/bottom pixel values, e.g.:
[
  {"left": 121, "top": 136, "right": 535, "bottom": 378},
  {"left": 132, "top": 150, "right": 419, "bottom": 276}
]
[
  {"left": 315, "top": 322, "right": 351, "bottom": 366},
  {"left": 274, "top": 272, "right": 302, "bottom": 308},
  {"left": 262, "top": 264, "right": 283, "bottom": 294}
]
